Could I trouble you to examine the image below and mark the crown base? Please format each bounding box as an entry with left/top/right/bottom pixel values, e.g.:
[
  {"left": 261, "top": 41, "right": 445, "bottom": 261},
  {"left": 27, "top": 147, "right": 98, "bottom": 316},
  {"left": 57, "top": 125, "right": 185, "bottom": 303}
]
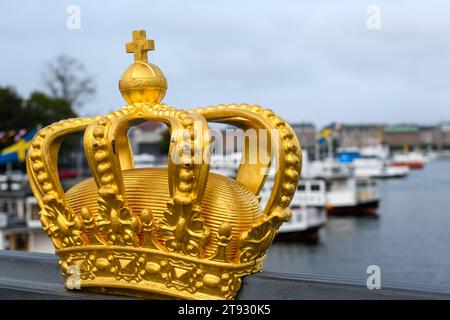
[{"left": 57, "top": 245, "right": 263, "bottom": 300}]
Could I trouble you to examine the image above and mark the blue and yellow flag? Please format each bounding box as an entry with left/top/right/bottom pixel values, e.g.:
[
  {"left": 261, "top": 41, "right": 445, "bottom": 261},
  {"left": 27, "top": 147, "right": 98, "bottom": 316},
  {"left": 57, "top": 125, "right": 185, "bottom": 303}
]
[
  {"left": 317, "top": 128, "right": 332, "bottom": 144},
  {"left": 0, "top": 130, "right": 36, "bottom": 165}
]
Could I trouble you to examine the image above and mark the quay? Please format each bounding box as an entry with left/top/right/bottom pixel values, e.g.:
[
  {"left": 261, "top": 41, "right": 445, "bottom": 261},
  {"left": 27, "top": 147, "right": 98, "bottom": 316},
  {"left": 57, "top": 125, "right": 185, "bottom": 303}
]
[{"left": 0, "top": 251, "right": 448, "bottom": 300}]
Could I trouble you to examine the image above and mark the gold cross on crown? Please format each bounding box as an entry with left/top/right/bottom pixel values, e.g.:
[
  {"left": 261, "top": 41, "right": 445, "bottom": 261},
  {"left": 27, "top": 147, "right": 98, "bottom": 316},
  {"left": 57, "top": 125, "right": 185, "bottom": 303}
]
[{"left": 125, "top": 30, "right": 154, "bottom": 63}]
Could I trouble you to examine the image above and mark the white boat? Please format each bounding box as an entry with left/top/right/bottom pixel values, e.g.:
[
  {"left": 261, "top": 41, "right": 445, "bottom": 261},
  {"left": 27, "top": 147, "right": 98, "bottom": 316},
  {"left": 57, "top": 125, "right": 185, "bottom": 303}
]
[
  {"left": 324, "top": 176, "right": 380, "bottom": 216},
  {"left": 209, "top": 152, "right": 242, "bottom": 179},
  {"left": 0, "top": 171, "right": 28, "bottom": 191},
  {"left": 352, "top": 157, "right": 409, "bottom": 179},
  {"left": 302, "top": 156, "right": 380, "bottom": 216},
  {"left": 359, "top": 145, "right": 390, "bottom": 160},
  {"left": 304, "top": 157, "right": 351, "bottom": 180},
  {"left": 210, "top": 152, "right": 327, "bottom": 240},
  {"left": 392, "top": 151, "right": 426, "bottom": 169},
  {"left": 260, "top": 177, "right": 327, "bottom": 241},
  {"left": 0, "top": 175, "right": 53, "bottom": 253},
  {"left": 437, "top": 150, "right": 450, "bottom": 160},
  {"left": 134, "top": 153, "right": 158, "bottom": 168}
]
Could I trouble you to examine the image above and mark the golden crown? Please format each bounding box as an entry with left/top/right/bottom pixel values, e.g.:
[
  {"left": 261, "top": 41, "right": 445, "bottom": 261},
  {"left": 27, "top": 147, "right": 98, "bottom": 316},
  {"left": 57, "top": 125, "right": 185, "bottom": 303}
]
[{"left": 26, "top": 30, "right": 302, "bottom": 300}]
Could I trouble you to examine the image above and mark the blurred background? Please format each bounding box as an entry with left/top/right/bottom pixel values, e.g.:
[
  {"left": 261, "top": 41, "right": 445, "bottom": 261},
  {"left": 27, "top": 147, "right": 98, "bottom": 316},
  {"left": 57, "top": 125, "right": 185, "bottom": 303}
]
[{"left": 0, "top": 0, "right": 449, "bottom": 293}]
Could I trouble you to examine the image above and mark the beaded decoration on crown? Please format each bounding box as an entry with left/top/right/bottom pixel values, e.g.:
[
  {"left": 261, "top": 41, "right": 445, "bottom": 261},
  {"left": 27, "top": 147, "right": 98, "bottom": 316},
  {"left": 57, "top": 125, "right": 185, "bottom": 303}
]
[{"left": 26, "top": 30, "right": 302, "bottom": 300}]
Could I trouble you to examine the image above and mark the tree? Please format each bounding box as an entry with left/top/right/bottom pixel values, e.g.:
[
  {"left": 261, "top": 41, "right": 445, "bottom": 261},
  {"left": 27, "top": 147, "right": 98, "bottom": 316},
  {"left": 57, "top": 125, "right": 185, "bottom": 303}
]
[
  {"left": 22, "top": 91, "right": 77, "bottom": 129},
  {"left": 0, "top": 87, "right": 79, "bottom": 149},
  {"left": 42, "top": 55, "right": 96, "bottom": 109},
  {"left": 23, "top": 91, "right": 80, "bottom": 154},
  {"left": 0, "top": 87, "right": 23, "bottom": 131},
  {"left": 0, "top": 87, "right": 81, "bottom": 172}
]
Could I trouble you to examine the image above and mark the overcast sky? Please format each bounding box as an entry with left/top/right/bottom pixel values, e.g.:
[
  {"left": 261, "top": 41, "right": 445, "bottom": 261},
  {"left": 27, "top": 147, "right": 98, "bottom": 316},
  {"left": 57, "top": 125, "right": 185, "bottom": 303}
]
[{"left": 0, "top": 0, "right": 449, "bottom": 126}]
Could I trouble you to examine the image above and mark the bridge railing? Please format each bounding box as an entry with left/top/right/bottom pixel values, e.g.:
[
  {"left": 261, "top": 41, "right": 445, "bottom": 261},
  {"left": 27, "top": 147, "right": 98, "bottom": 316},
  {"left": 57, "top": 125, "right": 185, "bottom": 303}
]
[{"left": 0, "top": 250, "right": 448, "bottom": 299}]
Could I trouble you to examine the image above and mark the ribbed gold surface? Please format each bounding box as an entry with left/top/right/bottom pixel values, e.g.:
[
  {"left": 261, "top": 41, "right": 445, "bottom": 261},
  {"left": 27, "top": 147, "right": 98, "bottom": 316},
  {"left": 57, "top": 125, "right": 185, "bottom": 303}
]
[{"left": 65, "top": 168, "right": 262, "bottom": 260}]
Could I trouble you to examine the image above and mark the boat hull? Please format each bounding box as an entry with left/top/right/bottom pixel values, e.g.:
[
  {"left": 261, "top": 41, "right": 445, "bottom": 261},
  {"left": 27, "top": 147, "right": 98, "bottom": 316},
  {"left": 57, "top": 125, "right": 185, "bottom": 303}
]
[
  {"left": 327, "top": 199, "right": 379, "bottom": 217},
  {"left": 275, "top": 225, "right": 324, "bottom": 243},
  {"left": 393, "top": 162, "right": 424, "bottom": 169},
  {"left": 370, "top": 172, "right": 408, "bottom": 179}
]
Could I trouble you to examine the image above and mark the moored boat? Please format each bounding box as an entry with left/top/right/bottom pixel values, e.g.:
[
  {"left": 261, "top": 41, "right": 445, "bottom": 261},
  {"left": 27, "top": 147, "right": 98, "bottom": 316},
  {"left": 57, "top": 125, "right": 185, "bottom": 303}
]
[
  {"left": 210, "top": 152, "right": 328, "bottom": 241},
  {"left": 0, "top": 173, "right": 53, "bottom": 252},
  {"left": 352, "top": 157, "right": 409, "bottom": 179},
  {"left": 260, "top": 178, "right": 327, "bottom": 242},
  {"left": 392, "top": 152, "right": 426, "bottom": 169},
  {"left": 303, "top": 157, "right": 380, "bottom": 216},
  {"left": 325, "top": 177, "right": 380, "bottom": 216}
]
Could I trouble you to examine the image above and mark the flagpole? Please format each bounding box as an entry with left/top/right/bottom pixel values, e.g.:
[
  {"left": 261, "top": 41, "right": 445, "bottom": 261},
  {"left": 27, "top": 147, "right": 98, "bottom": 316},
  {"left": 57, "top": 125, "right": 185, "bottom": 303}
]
[
  {"left": 6, "top": 161, "right": 11, "bottom": 175},
  {"left": 315, "top": 131, "right": 320, "bottom": 160},
  {"left": 327, "top": 136, "right": 333, "bottom": 160}
]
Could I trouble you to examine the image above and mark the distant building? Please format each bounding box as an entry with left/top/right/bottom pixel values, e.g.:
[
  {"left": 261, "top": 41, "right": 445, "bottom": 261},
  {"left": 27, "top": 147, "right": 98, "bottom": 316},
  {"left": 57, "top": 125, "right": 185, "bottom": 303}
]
[
  {"left": 419, "top": 125, "right": 436, "bottom": 148},
  {"left": 435, "top": 122, "right": 450, "bottom": 150},
  {"left": 128, "top": 119, "right": 450, "bottom": 158},
  {"left": 382, "top": 124, "right": 443, "bottom": 150},
  {"left": 129, "top": 122, "right": 167, "bottom": 156},
  {"left": 291, "top": 123, "right": 316, "bottom": 159},
  {"left": 382, "top": 124, "right": 421, "bottom": 150},
  {"left": 329, "top": 122, "right": 449, "bottom": 151},
  {"left": 331, "top": 123, "right": 384, "bottom": 148}
]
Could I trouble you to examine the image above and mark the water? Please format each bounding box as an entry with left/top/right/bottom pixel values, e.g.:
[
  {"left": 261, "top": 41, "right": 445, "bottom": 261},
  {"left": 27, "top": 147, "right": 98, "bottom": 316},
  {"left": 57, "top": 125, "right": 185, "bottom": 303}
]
[{"left": 264, "top": 160, "right": 450, "bottom": 292}]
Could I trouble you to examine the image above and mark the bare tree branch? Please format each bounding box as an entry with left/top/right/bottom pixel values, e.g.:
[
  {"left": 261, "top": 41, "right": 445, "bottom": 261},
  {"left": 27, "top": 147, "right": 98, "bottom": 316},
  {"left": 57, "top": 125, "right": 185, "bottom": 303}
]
[{"left": 41, "top": 55, "right": 96, "bottom": 110}]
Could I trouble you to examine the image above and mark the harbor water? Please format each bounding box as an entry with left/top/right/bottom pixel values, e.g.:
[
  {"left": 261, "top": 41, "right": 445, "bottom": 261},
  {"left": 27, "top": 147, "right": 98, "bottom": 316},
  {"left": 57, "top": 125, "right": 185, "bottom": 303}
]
[{"left": 265, "top": 160, "right": 450, "bottom": 292}]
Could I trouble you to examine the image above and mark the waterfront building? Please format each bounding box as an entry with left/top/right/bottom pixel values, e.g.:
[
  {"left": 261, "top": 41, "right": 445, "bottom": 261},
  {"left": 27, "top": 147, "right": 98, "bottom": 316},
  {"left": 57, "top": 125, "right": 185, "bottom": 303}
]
[
  {"left": 128, "top": 121, "right": 167, "bottom": 156},
  {"left": 382, "top": 124, "right": 421, "bottom": 150},
  {"left": 435, "top": 122, "right": 450, "bottom": 150},
  {"left": 330, "top": 123, "right": 384, "bottom": 148},
  {"left": 291, "top": 123, "right": 317, "bottom": 159}
]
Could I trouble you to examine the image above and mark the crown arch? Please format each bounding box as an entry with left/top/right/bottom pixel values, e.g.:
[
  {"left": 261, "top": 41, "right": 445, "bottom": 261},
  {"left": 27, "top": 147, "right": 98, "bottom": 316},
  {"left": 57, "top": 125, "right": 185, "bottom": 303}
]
[
  {"left": 26, "top": 117, "right": 96, "bottom": 248},
  {"left": 191, "top": 104, "right": 302, "bottom": 217},
  {"left": 83, "top": 104, "right": 211, "bottom": 252}
]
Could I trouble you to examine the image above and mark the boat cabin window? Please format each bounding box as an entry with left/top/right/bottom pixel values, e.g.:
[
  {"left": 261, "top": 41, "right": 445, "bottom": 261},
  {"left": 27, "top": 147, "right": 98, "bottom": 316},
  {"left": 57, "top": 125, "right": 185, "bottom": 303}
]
[
  {"left": 311, "top": 184, "right": 321, "bottom": 191},
  {"left": 329, "top": 180, "right": 347, "bottom": 191},
  {"left": 357, "top": 181, "right": 369, "bottom": 188},
  {"left": 298, "top": 184, "right": 306, "bottom": 191},
  {"left": 331, "top": 167, "right": 341, "bottom": 174},
  {"left": 10, "top": 201, "right": 17, "bottom": 214}
]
